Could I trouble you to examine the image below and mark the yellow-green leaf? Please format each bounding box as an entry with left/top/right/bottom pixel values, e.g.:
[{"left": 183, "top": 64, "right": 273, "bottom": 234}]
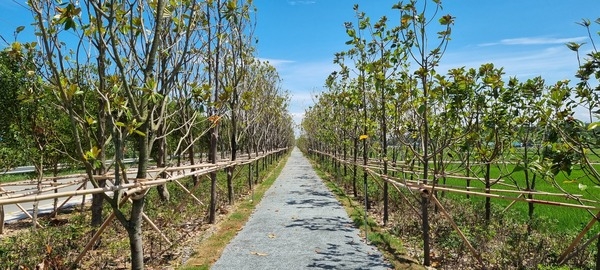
[
  {"left": 133, "top": 130, "right": 146, "bottom": 137},
  {"left": 86, "top": 116, "right": 96, "bottom": 125}
]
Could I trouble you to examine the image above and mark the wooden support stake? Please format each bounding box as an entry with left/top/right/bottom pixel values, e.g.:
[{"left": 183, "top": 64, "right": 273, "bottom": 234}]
[
  {"left": 0, "top": 187, "right": 42, "bottom": 228},
  {"left": 561, "top": 231, "right": 600, "bottom": 264},
  {"left": 558, "top": 210, "right": 600, "bottom": 264},
  {"left": 73, "top": 212, "right": 116, "bottom": 266},
  {"left": 389, "top": 179, "right": 421, "bottom": 218},
  {"left": 431, "top": 195, "right": 485, "bottom": 268},
  {"left": 0, "top": 205, "right": 4, "bottom": 234},
  {"left": 49, "top": 181, "right": 88, "bottom": 217},
  {"left": 173, "top": 179, "right": 204, "bottom": 206},
  {"left": 501, "top": 193, "right": 523, "bottom": 214},
  {"left": 174, "top": 179, "right": 203, "bottom": 214},
  {"left": 142, "top": 213, "right": 172, "bottom": 246}
]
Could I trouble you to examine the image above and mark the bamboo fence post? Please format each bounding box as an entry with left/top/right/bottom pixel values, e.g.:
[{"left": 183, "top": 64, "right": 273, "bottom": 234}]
[
  {"left": 561, "top": 231, "right": 600, "bottom": 264},
  {"left": 0, "top": 187, "right": 42, "bottom": 228},
  {"left": 173, "top": 179, "right": 204, "bottom": 206},
  {"left": 142, "top": 212, "right": 171, "bottom": 245},
  {"left": 558, "top": 210, "right": 600, "bottom": 264},
  {"left": 73, "top": 212, "right": 116, "bottom": 266},
  {"left": 501, "top": 193, "right": 523, "bottom": 213},
  {"left": 174, "top": 179, "right": 203, "bottom": 214},
  {"left": 0, "top": 205, "right": 3, "bottom": 234},
  {"left": 431, "top": 194, "right": 485, "bottom": 268},
  {"left": 49, "top": 180, "right": 88, "bottom": 217}
]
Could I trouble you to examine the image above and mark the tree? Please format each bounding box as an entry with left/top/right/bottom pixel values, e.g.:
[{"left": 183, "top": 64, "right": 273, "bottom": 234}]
[
  {"left": 343, "top": 4, "right": 378, "bottom": 214},
  {"left": 28, "top": 0, "right": 207, "bottom": 268},
  {"left": 562, "top": 18, "right": 600, "bottom": 269},
  {"left": 394, "top": 0, "right": 454, "bottom": 265},
  {"left": 469, "top": 63, "right": 514, "bottom": 222},
  {"left": 219, "top": 0, "right": 256, "bottom": 205},
  {"left": 0, "top": 41, "right": 73, "bottom": 227}
]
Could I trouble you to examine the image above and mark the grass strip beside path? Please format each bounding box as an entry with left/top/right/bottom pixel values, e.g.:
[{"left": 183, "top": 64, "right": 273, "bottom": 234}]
[
  {"left": 310, "top": 161, "right": 426, "bottom": 270},
  {"left": 180, "top": 153, "right": 290, "bottom": 270}
]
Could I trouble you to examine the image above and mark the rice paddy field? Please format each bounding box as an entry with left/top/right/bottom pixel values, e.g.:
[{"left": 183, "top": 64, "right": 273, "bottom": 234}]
[{"left": 420, "top": 148, "right": 600, "bottom": 234}]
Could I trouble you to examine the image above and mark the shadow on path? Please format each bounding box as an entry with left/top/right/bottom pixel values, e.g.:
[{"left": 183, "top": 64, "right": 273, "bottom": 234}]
[
  {"left": 286, "top": 216, "right": 355, "bottom": 232},
  {"left": 307, "top": 240, "right": 391, "bottom": 269}
]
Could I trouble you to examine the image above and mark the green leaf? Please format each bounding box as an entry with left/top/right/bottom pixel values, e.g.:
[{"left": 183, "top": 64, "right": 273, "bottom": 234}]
[
  {"left": 587, "top": 122, "right": 600, "bottom": 130},
  {"left": 439, "top": 14, "right": 454, "bottom": 25},
  {"left": 133, "top": 130, "right": 146, "bottom": 137},
  {"left": 15, "top": 26, "right": 25, "bottom": 34},
  {"left": 86, "top": 116, "right": 96, "bottom": 125},
  {"left": 512, "top": 165, "right": 526, "bottom": 173},
  {"left": 566, "top": 42, "right": 583, "bottom": 52}
]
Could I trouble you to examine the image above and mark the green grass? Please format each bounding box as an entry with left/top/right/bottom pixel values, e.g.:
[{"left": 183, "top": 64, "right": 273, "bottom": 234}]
[
  {"left": 312, "top": 158, "right": 425, "bottom": 270},
  {"left": 438, "top": 161, "right": 600, "bottom": 233},
  {"left": 308, "top": 151, "right": 599, "bottom": 268},
  {"left": 180, "top": 152, "right": 290, "bottom": 269}
]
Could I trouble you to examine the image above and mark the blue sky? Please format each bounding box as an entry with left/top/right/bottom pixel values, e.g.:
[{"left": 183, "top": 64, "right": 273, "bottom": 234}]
[
  {"left": 2, "top": 1, "right": 599, "bottom": 124},
  {"left": 253, "top": 0, "right": 600, "bottom": 124}
]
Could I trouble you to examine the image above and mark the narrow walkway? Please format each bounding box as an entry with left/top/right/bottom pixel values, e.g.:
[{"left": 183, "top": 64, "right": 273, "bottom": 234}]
[{"left": 212, "top": 148, "right": 392, "bottom": 270}]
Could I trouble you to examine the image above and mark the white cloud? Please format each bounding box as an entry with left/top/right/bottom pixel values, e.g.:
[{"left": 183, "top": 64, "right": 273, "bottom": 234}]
[
  {"left": 289, "top": 112, "right": 305, "bottom": 125},
  {"left": 257, "top": 58, "right": 295, "bottom": 68},
  {"left": 439, "top": 45, "right": 580, "bottom": 83},
  {"left": 287, "top": 1, "right": 316, "bottom": 6},
  {"left": 271, "top": 60, "right": 337, "bottom": 124},
  {"left": 479, "top": 36, "right": 587, "bottom": 47}
]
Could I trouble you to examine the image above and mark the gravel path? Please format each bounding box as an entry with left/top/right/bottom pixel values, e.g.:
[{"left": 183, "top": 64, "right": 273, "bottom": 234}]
[{"left": 212, "top": 147, "right": 392, "bottom": 270}]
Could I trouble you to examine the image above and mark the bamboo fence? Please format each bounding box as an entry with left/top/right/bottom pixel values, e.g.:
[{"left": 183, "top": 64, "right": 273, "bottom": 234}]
[{"left": 311, "top": 149, "right": 600, "bottom": 267}]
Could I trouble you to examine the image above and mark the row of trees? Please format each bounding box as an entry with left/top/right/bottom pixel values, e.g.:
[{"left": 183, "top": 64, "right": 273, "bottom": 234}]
[
  {"left": 300, "top": 1, "right": 600, "bottom": 267},
  {"left": 0, "top": 0, "right": 294, "bottom": 269}
]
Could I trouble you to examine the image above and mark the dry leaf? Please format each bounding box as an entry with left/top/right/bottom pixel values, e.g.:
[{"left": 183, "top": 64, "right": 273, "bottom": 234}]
[
  {"left": 268, "top": 233, "right": 276, "bottom": 239},
  {"left": 250, "top": 251, "right": 268, "bottom": 256}
]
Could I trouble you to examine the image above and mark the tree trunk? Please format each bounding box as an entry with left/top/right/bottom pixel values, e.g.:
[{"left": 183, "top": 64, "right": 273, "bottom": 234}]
[
  {"left": 248, "top": 162, "right": 253, "bottom": 190},
  {"left": 33, "top": 163, "right": 43, "bottom": 230},
  {"left": 343, "top": 135, "right": 348, "bottom": 176},
  {"left": 209, "top": 124, "right": 219, "bottom": 224},
  {"left": 422, "top": 72, "right": 431, "bottom": 266},
  {"left": 89, "top": 103, "right": 106, "bottom": 224},
  {"left": 227, "top": 166, "right": 234, "bottom": 205},
  {"left": 528, "top": 174, "right": 537, "bottom": 221},
  {"left": 255, "top": 159, "right": 260, "bottom": 184},
  {"left": 421, "top": 194, "right": 430, "bottom": 266},
  {"left": 595, "top": 235, "right": 600, "bottom": 270},
  {"left": 466, "top": 154, "right": 471, "bottom": 199},
  {"left": 379, "top": 67, "right": 389, "bottom": 225},
  {"left": 127, "top": 197, "right": 146, "bottom": 270},
  {"left": 53, "top": 164, "right": 59, "bottom": 217},
  {"left": 353, "top": 136, "right": 358, "bottom": 198},
  {"left": 247, "top": 141, "right": 253, "bottom": 190},
  {"left": 124, "top": 122, "right": 151, "bottom": 269},
  {"left": 227, "top": 109, "right": 237, "bottom": 205},
  {"left": 156, "top": 135, "right": 170, "bottom": 202},
  {"left": 188, "top": 143, "right": 198, "bottom": 186},
  {"left": 91, "top": 179, "right": 107, "bottom": 227},
  {"left": 485, "top": 163, "right": 491, "bottom": 222},
  {"left": 362, "top": 134, "right": 369, "bottom": 210},
  {"left": 0, "top": 206, "right": 4, "bottom": 234}
]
